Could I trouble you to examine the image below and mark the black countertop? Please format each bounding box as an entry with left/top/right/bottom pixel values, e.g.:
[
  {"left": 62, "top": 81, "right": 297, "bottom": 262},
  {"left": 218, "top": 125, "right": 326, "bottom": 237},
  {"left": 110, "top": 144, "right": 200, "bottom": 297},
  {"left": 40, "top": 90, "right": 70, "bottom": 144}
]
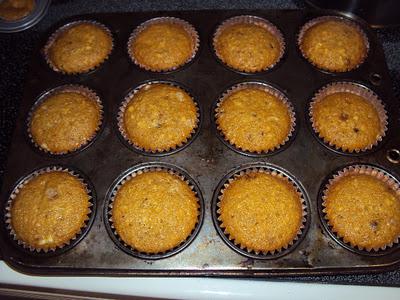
[{"left": 1, "top": 0, "right": 399, "bottom": 286}]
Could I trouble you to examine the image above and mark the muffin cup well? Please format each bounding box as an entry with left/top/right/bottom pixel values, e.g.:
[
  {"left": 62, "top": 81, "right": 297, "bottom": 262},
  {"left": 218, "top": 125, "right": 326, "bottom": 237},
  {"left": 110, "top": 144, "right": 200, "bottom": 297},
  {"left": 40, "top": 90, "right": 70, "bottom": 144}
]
[
  {"left": 104, "top": 162, "right": 205, "bottom": 260},
  {"left": 309, "top": 82, "right": 388, "bottom": 154},
  {"left": 43, "top": 20, "right": 114, "bottom": 75},
  {"left": 117, "top": 81, "right": 201, "bottom": 156},
  {"left": 4, "top": 165, "right": 96, "bottom": 255},
  {"left": 213, "top": 81, "right": 296, "bottom": 157},
  {"left": 297, "top": 16, "right": 369, "bottom": 73},
  {"left": 212, "top": 163, "right": 309, "bottom": 259},
  {"left": 27, "top": 84, "right": 104, "bottom": 156},
  {"left": 127, "top": 17, "right": 199, "bottom": 72},
  {"left": 319, "top": 164, "right": 400, "bottom": 255},
  {"left": 212, "top": 15, "right": 285, "bottom": 74}
]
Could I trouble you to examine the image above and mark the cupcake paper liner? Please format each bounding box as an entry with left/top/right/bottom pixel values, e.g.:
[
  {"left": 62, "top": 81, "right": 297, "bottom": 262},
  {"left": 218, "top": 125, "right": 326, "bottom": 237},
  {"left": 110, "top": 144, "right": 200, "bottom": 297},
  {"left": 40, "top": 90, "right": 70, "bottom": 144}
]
[
  {"left": 127, "top": 17, "right": 199, "bottom": 72},
  {"left": 309, "top": 81, "right": 388, "bottom": 153},
  {"left": 117, "top": 81, "right": 201, "bottom": 155},
  {"left": 106, "top": 163, "right": 203, "bottom": 259},
  {"left": 214, "top": 81, "right": 296, "bottom": 155},
  {"left": 321, "top": 164, "right": 400, "bottom": 252},
  {"left": 4, "top": 166, "right": 94, "bottom": 253},
  {"left": 43, "top": 20, "right": 114, "bottom": 75},
  {"left": 27, "top": 84, "right": 104, "bottom": 156},
  {"left": 213, "top": 15, "right": 285, "bottom": 73},
  {"left": 297, "top": 15, "right": 369, "bottom": 73},
  {"left": 215, "top": 165, "right": 308, "bottom": 258}
]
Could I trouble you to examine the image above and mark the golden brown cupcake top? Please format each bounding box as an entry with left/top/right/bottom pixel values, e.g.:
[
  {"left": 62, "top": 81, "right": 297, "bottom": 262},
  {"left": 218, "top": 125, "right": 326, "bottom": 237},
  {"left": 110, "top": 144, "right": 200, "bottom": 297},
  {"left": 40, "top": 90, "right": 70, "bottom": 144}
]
[
  {"left": 311, "top": 92, "right": 383, "bottom": 151},
  {"left": 30, "top": 90, "right": 102, "bottom": 154},
  {"left": 47, "top": 23, "right": 113, "bottom": 74},
  {"left": 0, "top": 0, "right": 35, "bottom": 21},
  {"left": 122, "top": 83, "right": 198, "bottom": 152},
  {"left": 300, "top": 19, "right": 367, "bottom": 72},
  {"left": 324, "top": 172, "right": 400, "bottom": 250},
  {"left": 112, "top": 170, "right": 199, "bottom": 253},
  {"left": 219, "top": 171, "right": 303, "bottom": 253},
  {"left": 214, "top": 22, "right": 282, "bottom": 72},
  {"left": 130, "top": 21, "right": 195, "bottom": 71},
  {"left": 216, "top": 87, "right": 292, "bottom": 153},
  {"left": 10, "top": 171, "right": 90, "bottom": 250}
]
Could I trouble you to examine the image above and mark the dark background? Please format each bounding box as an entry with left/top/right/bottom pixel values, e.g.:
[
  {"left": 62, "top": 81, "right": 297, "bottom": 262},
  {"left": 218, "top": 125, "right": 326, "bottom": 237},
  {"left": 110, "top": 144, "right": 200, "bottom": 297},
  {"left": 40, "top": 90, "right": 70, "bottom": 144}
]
[{"left": 1, "top": 0, "right": 399, "bottom": 286}]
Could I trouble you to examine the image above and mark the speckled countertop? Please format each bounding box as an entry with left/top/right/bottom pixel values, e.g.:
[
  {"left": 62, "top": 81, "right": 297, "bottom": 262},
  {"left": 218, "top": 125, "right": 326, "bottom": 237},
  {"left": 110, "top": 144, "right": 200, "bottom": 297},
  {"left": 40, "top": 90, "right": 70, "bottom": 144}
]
[{"left": 0, "top": 0, "right": 399, "bottom": 286}]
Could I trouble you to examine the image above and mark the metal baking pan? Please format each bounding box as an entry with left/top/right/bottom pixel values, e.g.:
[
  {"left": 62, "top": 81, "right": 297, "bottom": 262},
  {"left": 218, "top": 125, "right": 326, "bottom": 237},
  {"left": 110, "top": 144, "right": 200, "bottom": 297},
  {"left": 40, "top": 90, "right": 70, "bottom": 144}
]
[{"left": 1, "top": 9, "right": 400, "bottom": 277}]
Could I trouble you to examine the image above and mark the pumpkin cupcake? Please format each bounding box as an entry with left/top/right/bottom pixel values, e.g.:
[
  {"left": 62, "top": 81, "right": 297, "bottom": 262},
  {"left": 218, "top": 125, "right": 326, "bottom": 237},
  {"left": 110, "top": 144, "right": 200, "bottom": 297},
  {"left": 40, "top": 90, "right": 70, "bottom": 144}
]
[
  {"left": 6, "top": 168, "right": 92, "bottom": 252},
  {"left": 111, "top": 169, "right": 199, "bottom": 254},
  {"left": 29, "top": 85, "right": 103, "bottom": 155},
  {"left": 44, "top": 21, "right": 113, "bottom": 74},
  {"left": 299, "top": 16, "right": 368, "bottom": 72},
  {"left": 213, "top": 15, "right": 284, "bottom": 73},
  {"left": 215, "top": 82, "right": 295, "bottom": 154},
  {"left": 310, "top": 82, "right": 387, "bottom": 153},
  {"left": 119, "top": 82, "right": 199, "bottom": 153},
  {"left": 322, "top": 165, "right": 400, "bottom": 251},
  {"left": 0, "top": 0, "right": 35, "bottom": 21},
  {"left": 217, "top": 168, "right": 306, "bottom": 254},
  {"left": 128, "top": 17, "right": 199, "bottom": 72}
]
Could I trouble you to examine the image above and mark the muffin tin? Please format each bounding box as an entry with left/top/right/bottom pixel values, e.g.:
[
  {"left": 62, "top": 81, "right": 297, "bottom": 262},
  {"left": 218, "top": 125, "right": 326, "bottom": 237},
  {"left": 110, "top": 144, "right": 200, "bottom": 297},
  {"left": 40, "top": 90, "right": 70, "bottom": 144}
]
[{"left": 1, "top": 9, "right": 400, "bottom": 276}]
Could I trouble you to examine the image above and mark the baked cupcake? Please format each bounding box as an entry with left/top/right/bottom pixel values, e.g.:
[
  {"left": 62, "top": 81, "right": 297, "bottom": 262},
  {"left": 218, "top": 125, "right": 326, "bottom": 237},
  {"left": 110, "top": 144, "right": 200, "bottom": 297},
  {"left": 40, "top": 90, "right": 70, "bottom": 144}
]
[
  {"left": 45, "top": 21, "right": 113, "bottom": 74},
  {"left": 310, "top": 82, "right": 387, "bottom": 153},
  {"left": 29, "top": 85, "right": 102, "bottom": 154},
  {"left": 111, "top": 170, "right": 199, "bottom": 254},
  {"left": 299, "top": 16, "right": 368, "bottom": 72},
  {"left": 323, "top": 165, "right": 400, "bottom": 251},
  {"left": 215, "top": 83, "right": 295, "bottom": 154},
  {"left": 213, "top": 16, "right": 284, "bottom": 73},
  {"left": 128, "top": 17, "right": 199, "bottom": 72},
  {"left": 218, "top": 170, "right": 304, "bottom": 254},
  {"left": 0, "top": 0, "right": 35, "bottom": 21},
  {"left": 119, "top": 82, "right": 199, "bottom": 153},
  {"left": 8, "top": 169, "right": 91, "bottom": 251}
]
